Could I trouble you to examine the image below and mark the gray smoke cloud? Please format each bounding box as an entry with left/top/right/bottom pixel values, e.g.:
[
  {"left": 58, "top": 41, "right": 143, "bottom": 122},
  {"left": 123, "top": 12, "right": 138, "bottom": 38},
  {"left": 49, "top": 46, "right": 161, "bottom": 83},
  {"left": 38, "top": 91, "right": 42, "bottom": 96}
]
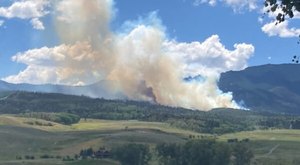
[{"left": 3, "top": 0, "right": 255, "bottom": 110}]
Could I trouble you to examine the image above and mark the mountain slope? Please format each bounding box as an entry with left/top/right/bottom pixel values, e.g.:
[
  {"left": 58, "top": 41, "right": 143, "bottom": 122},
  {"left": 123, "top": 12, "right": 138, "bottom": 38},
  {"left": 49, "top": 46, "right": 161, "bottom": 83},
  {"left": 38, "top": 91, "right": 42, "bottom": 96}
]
[
  {"left": 219, "top": 64, "right": 300, "bottom": 114},
  {"left": 0, "top": 80, "right": 120, "bottom": 99}
]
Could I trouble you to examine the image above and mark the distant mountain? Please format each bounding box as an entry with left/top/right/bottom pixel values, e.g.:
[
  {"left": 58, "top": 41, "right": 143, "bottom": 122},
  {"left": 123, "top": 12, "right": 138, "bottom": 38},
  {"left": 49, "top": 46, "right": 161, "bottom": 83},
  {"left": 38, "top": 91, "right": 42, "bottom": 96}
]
[
  {"left": 2, "top": 64, "right": 300, "bottom": 114},
  {"left": 219, "top": 64, "right": 300, "bottom": 114},
  {"left": 0, "top": 80, "right": 121, "bottom": 100}
]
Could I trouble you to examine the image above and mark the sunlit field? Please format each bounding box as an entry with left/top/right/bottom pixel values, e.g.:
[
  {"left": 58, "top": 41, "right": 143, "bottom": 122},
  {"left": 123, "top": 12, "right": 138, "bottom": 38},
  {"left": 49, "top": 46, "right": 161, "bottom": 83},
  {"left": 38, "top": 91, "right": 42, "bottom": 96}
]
[{"left": 0, "top": 115, "right": 300, "bottom": 164}]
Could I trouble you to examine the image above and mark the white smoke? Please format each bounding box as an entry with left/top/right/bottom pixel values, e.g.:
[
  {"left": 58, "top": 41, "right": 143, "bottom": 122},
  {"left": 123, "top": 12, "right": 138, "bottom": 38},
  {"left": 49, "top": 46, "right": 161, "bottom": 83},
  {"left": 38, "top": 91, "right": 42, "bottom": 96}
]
[{"left": 3, "top": 0, "right": 255, "bottom": 110}]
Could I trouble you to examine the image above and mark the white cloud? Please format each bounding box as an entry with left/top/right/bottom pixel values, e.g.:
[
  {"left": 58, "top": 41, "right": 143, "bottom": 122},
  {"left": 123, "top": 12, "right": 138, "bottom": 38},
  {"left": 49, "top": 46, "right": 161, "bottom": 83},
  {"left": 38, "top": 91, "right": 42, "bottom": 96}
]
[
  {"left": 260, "top": 6, "right": 300, "bottom": 38},
  {"left": 0, "top": 0, "right": 49, "bottom": 29},
  {"left": 164, "top": 35, "right": 254, "bottom": 77},
  {"left": 195, "top": 0, "right": 258, "bottom": 11},
  {"left": 5, "top": 42, "right": 104, "bottom": 85},
  {"left": 293, "top": 11, "right": 300, "bottom": 19},
  {"left": 30, "top": 18, "right": 44, "bottom": 30},
  {"left": 258, "top": 17, "right": 264, "bottom": 24},
  {"left": 194, "top": 0, "right": 300, "bottom": 38},
  {"left": 0, "top": 0, "right": 49, "bottom": 19},
  {"left": 193, "top": 0, "right": 217, "bottom": 6},
  {"left": 262, "top": 21, "right": 300, "bottom": 38},
  {"left": 224, "top": 0, "right": 257, "bottom": 11}
]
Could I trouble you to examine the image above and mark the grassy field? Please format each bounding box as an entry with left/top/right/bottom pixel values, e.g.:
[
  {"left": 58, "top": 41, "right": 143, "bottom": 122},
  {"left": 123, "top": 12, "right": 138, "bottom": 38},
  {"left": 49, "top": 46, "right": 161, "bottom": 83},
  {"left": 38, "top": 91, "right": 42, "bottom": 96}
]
[
  {"left": 220, "top": 129, "right": 300, "bottom": 165},
  {"left": 0, "top": 115, "right": 203, "bottom": 136},
  {"left": 0, "top": 125, "right": 182, "bottom": 164},
  {"left": 71, "top": 119, "right": 203, "bottom": 136},
  {"left": 0, "top": 115, "right": 300, "bottom": 165},
  {"left": 220, "top": 129, "right": 300, "bottom": 142},
  {"left": 0, "top": 115, "right": 69, "bottom": 131},
  {"left": 0, "top": 115, "right": 188, "bottom": 165}
]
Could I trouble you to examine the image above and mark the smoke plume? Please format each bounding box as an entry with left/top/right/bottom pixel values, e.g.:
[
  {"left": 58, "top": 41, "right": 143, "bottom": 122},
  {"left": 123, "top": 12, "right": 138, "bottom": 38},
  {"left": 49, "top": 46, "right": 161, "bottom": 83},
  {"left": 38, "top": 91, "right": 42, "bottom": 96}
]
[{"left": 3, "top": 0, "right": 255, "bottom": 110}]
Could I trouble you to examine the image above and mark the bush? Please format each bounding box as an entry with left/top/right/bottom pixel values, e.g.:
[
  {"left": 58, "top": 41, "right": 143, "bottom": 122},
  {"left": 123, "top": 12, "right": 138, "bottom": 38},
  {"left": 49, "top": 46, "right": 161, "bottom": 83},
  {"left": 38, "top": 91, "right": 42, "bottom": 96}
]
[
  {"left": 112, "top": 144, "right": 151, "bottom": 165},
  {"left": 21, "top": 112, "right": 80, "bottom": 125},
  {"left": 40, "top": 154, "right": 54, "bottom": 159},
  {"left": 24, "top": 155, "right": 35, "bottom": 160},
  {"left": 54, "top": 113, "right": 80, "bottom": 125}
]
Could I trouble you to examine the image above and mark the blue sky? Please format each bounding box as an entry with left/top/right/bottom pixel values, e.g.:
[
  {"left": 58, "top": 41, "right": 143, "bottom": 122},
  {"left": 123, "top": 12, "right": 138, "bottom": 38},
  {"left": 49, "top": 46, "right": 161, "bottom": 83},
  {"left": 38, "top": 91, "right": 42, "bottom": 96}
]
[
  {"left": 113, "top": 0, "right": 300, "bottom": 64},
  {"left": 0, "top": 0, "right": 300, "bottom": 80}
]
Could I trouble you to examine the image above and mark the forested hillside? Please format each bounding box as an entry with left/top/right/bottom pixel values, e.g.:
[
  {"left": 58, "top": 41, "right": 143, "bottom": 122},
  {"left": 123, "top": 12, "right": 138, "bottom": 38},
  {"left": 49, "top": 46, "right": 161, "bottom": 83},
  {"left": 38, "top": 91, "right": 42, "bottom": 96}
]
[{"left": 1, "top": 91, "right": 299, "bottom": 134}]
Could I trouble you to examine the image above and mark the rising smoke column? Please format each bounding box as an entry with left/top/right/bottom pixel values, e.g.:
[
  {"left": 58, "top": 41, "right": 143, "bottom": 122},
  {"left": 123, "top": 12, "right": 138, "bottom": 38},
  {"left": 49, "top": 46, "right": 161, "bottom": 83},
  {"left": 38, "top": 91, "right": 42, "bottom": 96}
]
[
  {"left": 108, "top": 24, "right": 241, "bottom": 110},
  {"left": 54, "top": 0, "right": 117, "bottom": 84},
  {"left": 3, "top": 0, "right": 255, "bottom": 110}
]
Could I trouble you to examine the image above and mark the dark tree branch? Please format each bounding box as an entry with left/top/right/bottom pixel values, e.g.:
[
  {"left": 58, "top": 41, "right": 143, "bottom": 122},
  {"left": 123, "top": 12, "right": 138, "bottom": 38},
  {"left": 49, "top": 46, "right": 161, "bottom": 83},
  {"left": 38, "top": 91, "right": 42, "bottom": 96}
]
[{"left": 265, "top": 0, "right": 300, "bottom": 23}]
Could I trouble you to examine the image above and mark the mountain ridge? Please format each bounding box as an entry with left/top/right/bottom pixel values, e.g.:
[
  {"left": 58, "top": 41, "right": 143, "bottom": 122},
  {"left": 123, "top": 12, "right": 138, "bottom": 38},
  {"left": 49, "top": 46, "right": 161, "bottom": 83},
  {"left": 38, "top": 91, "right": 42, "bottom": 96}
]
[
  {"left": 0, "top": 80, "right": 122, "bottom": 99},
  {"left": 219, "top": 63, "right": 300, "bottom": 114}
]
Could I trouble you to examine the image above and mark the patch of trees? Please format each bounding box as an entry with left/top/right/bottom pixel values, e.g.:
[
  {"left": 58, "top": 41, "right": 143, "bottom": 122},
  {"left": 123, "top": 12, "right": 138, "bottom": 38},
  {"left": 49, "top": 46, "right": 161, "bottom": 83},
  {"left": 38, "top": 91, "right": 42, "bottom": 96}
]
[
  {"left": 291, "top": 120, "right": 300, "bottom": 129},
  {"left": 76, "top": 145, "right": 151, "bottom": 165},
  {"left": 24, "top": 120, "right": 54, "bottom": 126},
  {"left": 54, "top": 113, "right": 80, "bottom": 125},
  {"left": 62, "top": 155, "right": 75, "bottom": 161},
  {"left": 156, "top": 140, "right": 253, "bottom": 165},
  {"left": 24, "top": 155, "right": 35, "bottom": 160},
  {"left": 15, "top": 140, "right": 253, "bottom": 165},
  {"left": 112, "top": 144, "right": 151, "bottom": 165},
  {"left": 77, "top": 147, "right": 111, "bottom": 160},
  {"left": 40, "top": 154, "right": 58, "bottom": 159},
  {"left": 75, "top": 140, "right": 252, "bottom": 165},
  {"left": 16, "top": 154, "right": 63, "bottom": 160},
  {"left": 20, "top": 112, "right": 80, "bottom": 125},
  {"left": 258, "top": 116, "right": 292, "bottom": 129}
]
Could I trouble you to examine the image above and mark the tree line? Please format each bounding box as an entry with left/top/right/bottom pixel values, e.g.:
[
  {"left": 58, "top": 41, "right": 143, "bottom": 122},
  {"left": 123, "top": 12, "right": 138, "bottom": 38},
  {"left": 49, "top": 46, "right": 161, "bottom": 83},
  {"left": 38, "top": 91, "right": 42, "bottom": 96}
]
[
  {"left": 19, "top": 112, "right": 80, "bottom": 125},
  {"left": 75, "top": 140, "right": 253, "bottom": 165}
]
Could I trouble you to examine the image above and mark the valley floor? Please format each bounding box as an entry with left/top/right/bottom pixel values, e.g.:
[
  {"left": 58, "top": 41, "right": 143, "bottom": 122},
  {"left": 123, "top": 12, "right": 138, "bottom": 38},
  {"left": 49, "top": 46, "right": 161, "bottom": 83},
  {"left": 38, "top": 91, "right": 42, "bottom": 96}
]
[{"left": 0, "top": 115, "right": 299, "bottom": 165}]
